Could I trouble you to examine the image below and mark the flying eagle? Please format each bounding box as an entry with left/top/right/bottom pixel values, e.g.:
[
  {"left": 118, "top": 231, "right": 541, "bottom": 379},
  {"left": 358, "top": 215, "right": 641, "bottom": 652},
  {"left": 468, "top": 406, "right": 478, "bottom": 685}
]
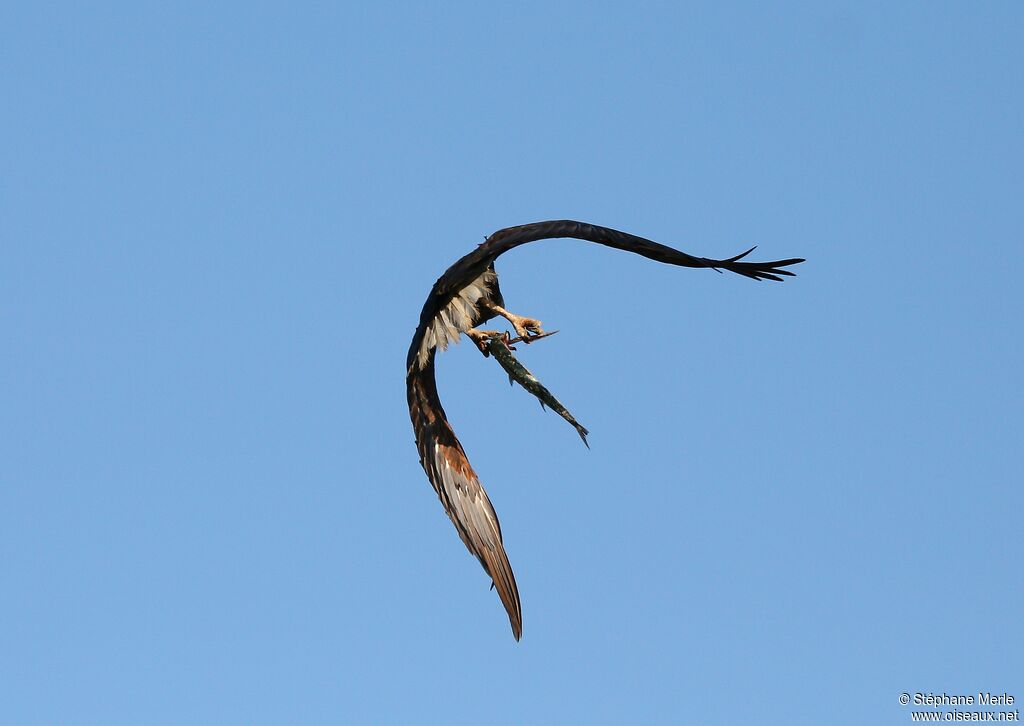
[{"left": 406, "top": 220, "right": 804, "bottom": 640}]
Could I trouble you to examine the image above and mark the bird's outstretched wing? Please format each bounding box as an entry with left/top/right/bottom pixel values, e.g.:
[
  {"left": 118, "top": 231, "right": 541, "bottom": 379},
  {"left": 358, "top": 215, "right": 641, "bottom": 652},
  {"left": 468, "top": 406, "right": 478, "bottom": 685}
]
[
  {"left": 406, "top": 220, "right": 804, "bottom": 640},
  {"left": 407, "top": 360, "right": 522, "bottom": 639},
  {"left": 477, "top": 219, "right": 804, "bottom": 281},
  {"left": 407, "top": 220, "right": 804, "bottom": 372}
]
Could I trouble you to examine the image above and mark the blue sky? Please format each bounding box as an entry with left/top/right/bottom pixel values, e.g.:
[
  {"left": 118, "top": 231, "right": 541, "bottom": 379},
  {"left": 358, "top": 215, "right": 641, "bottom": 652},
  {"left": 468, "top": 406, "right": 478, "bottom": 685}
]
[{"left": 3, "top": 3, "right": 1021, "bottom": 724}]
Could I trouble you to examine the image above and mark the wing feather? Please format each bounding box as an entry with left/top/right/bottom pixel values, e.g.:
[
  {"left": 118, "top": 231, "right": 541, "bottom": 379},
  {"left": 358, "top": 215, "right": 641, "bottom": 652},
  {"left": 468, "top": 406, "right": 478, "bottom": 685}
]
[{"left": 408, "top": 360, "right": 522, "bottom": 639}]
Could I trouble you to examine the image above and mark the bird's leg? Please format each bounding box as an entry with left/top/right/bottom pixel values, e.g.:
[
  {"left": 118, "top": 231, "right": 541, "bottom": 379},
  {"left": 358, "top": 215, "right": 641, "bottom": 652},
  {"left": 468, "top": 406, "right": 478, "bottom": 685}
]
[
  {"left": 466, "top": 304, "right": 551, "bottom": 357},
  {"left": 466, "top": 328, "right": 501, "bottom": 356},
  {"left": 484, "top": 304, "right": 546, "bottom": 342}
]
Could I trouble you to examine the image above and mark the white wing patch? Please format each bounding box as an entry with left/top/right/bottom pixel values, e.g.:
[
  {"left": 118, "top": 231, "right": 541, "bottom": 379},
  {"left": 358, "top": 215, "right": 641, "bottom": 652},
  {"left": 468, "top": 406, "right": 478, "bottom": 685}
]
[{"left": 416, "top": 269, "right": 495, "bottom": 369}]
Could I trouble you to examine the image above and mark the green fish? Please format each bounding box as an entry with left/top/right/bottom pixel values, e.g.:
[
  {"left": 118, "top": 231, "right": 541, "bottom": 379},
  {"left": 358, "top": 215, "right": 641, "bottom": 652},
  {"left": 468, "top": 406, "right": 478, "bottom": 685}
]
[{"left": 486, "top": 332, "right": 590, "bottom": 448}]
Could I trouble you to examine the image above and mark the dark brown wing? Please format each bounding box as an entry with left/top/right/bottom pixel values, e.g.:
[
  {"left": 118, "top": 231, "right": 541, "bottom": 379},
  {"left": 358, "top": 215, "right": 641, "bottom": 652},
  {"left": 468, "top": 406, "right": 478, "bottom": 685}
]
[
  {"left": 474, "top": 219, "right": 804, "bottom": 281},
  {"left": 407, "top": 219, "right": 804, "bottom": 372},
  {"left": 408, "top": 359, "right": 522, "bottom": 639}
]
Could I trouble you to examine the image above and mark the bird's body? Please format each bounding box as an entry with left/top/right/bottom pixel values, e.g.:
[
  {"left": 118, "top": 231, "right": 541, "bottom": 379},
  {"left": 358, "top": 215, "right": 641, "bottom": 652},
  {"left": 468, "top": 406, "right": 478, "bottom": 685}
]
[
  {"left": 407, "top": 220, "right": 804, "bottom": 640},
  {"left": 410, "top": 264, "right": 503, "bottom": 370}
]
